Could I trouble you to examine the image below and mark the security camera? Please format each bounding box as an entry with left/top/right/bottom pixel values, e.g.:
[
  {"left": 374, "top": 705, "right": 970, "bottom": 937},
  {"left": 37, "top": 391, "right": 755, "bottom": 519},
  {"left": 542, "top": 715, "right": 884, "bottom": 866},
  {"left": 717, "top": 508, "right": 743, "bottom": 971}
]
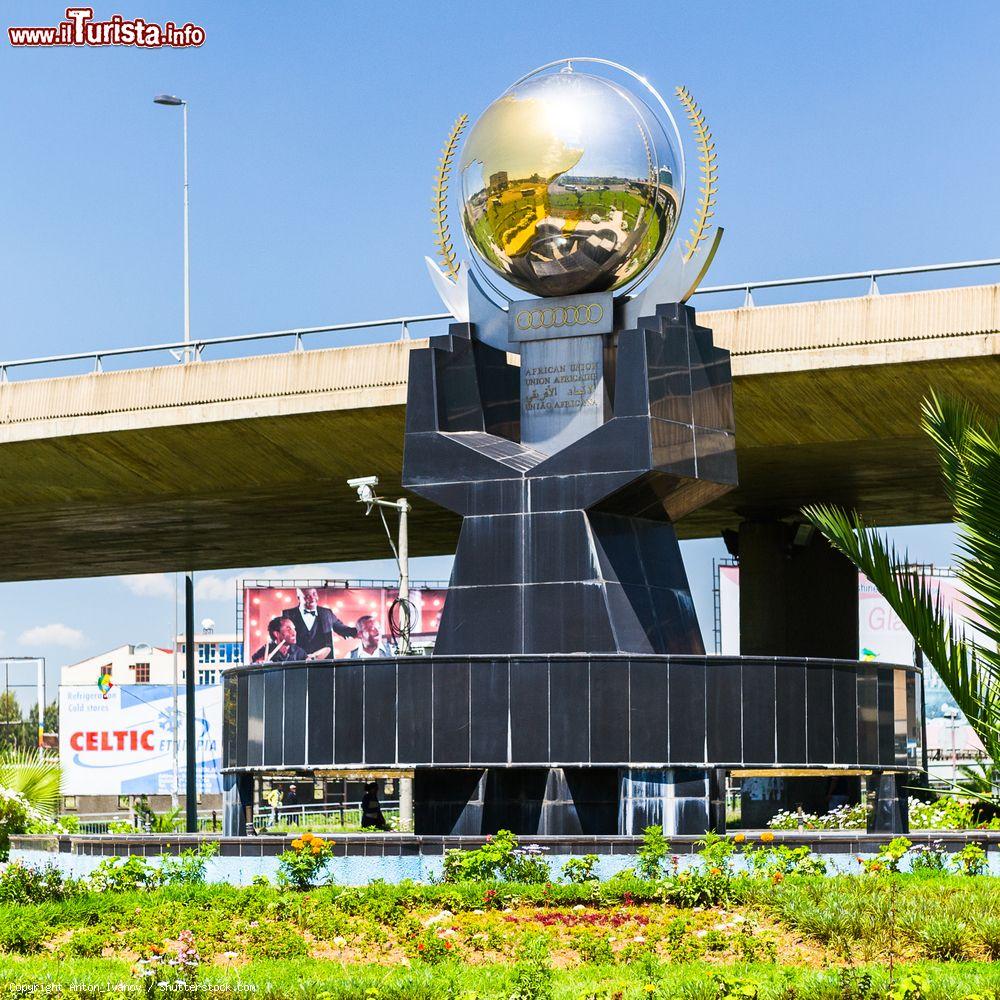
[{"left": 347, "top": 475, "right": 379, "bottom": 513}]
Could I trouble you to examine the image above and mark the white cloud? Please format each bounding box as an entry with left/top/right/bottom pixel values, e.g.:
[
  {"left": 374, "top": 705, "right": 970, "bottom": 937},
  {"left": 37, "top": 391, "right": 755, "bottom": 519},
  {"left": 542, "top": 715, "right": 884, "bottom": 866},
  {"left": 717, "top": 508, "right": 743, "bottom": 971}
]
[
  {"left": 277, "top": 564, "right": 344, "bottom": 580},
  {"left": 194, "top": 565, "right": 343, "bottom": 603},
  {"left": 19, "top": 623, "right": 85, "bottom": 647},
  {"left": 194, "top": 574, "right": 240, "bottom": 602},
  {"left": 120, "top": 573, "right": 174, "bottom": 598}
]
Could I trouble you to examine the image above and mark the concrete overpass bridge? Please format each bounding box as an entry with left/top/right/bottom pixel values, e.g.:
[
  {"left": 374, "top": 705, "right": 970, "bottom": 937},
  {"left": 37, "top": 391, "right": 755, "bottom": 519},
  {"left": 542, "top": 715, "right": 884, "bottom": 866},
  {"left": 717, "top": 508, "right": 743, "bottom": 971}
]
[{"left": 2, "top": 263, "right": 999, "bottom": 588}]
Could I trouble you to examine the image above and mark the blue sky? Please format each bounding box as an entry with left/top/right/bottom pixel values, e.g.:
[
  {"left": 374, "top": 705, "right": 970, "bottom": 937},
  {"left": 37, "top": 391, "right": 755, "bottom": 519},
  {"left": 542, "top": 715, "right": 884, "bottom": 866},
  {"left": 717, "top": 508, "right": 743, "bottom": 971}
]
[{"left": 1, "top": 1, "right": 998, "bottom": 701}]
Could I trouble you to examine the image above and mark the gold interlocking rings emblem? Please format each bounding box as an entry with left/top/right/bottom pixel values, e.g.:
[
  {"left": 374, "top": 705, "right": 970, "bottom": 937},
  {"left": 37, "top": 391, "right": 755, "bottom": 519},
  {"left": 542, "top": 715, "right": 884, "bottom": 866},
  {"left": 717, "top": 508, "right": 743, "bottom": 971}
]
[{"left": 514, "top": 303, "right": 605, "bottom": 331}]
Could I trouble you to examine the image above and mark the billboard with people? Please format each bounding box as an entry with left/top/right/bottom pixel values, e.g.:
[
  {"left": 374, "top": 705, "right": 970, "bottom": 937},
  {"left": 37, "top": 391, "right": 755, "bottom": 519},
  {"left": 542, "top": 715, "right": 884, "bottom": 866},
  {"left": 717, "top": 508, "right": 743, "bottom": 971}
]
[{"left": 242, "top": 585, "right": 447, "bottom": 663}]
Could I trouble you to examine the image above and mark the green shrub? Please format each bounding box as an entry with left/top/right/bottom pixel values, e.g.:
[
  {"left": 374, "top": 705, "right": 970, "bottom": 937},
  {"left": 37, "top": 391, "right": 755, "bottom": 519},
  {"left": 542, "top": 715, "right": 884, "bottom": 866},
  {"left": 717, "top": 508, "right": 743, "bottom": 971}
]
[
  {"left": 0, "top": 911, "right": 48, "bottom": 953},
  {"left": 158, "top": 842, "right": 219, "bottom": 885},
  {"left": 952, "top": 842, "right": 988, "bottom": 876},
  {"left": 90, "top": 855, "right": 161, "bottom": 892},
  {"left": 909, "top": 796, "right": 976, "bottom": 830},
  {"left": 561, "top": 853, "right": 599, "bottom": 884},
  {"left": 0, "top": 787, "right": 48, "bottom": 859},
  {"left": 509, "top": 934, "right": 553, "bottom": 1000},
  {"left": 890, "top": 972, "right": 931, "bottom": 1000},
  {"left": 62, "top": 926, "right": 108, "bottom": 958},
  {"left": 976, "top": 915, "right": 1000, "bottom": 959},
  {"left": 858, "top": 836, "right": 911, "bottom": 874},
  {"left": 635, "top": 825, "right": 671, "bottom": 879},
  {"left": 0, "top": 860, "right": 80, "bottom": 903},
  {"left": 277, "top": 832, "right": 334, "bottom": 889},
  {"left": 571, "top": 928, "right": 613, "bottom": 963},
  {"left": 442, "top": 830, "right": 550, "bottom": 884},
  {"left": 836, "top": 968, "right": 877, "bottom": 1000},
  {"left": 907, "top": 842, "right": 948, "bottom": 874},
  {"left": 916, "top": 916, "right": 971, "bottom": 960}
]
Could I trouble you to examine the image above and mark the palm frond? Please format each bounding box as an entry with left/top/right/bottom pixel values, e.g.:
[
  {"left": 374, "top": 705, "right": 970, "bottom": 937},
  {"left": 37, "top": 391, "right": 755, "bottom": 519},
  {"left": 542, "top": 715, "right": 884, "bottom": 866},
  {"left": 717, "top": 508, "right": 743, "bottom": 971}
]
[
  {"left": 923, "top": 392, "right": 1000, "bottom": 665},
  {"left": 0, "top": 749, "right": 60, "bottom": 817},
  {"left": 802, "top": 503, "right": 1000, "bottom": 763}
]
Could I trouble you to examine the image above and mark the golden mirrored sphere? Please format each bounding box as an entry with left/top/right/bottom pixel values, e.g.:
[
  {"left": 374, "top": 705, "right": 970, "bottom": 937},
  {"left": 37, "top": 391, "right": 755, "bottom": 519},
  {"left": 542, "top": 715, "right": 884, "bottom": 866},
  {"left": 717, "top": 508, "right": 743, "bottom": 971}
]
[{"left": 460, "top": 64, "right": 681, "bottom": 298}]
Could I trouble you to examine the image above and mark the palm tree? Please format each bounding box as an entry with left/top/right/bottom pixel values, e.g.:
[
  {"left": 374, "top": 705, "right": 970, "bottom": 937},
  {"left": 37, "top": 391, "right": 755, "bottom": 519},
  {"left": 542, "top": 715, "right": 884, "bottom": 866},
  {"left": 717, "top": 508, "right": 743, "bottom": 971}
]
[
  {"left": 0, "top": 749, "right": 60, "bottom": 817},
  {"left": 803, "top": 393, "right": 1000, "bottom": 785}
]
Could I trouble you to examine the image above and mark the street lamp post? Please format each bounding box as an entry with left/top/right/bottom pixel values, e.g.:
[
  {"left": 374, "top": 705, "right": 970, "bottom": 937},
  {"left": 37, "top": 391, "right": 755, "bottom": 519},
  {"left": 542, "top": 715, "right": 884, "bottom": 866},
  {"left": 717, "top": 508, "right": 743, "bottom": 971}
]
[
  {"left": 153, "top": 94, "right": 190, "bottom": 363},
  {"left": 155, "top": 94, "right": 198, "bottom": 832}
]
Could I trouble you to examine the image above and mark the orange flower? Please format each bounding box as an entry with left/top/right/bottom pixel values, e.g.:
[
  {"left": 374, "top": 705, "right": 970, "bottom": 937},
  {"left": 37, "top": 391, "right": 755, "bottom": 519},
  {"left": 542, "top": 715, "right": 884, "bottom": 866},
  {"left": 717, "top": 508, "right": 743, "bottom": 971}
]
[
  {"left": 710, "top": 867, "right": 722, "bottom": 876},
  {"left": 291, "top": 839, "right": 304, "bottom": 851},
  {"left": 311, "top": 843, "right": 322, "bottom": 855},
  {"left": 760, "top": 831, "right": 775, "bottom": 843},
  {"left": 771, "top": 872, "right": 784, "bottom": 884},
  {"left": 301, "top": 832, "right": 314, "bottom": 843},
  {"left": 733, "top": 833, "right": 746, "bottom": 844}
]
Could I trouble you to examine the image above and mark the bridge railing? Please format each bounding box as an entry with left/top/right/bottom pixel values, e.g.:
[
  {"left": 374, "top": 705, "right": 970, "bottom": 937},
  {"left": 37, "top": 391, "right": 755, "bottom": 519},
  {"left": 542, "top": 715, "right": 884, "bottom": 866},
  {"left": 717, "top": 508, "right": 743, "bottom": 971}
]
[{"left": 2, "top": 257, "right": 998, "bottom": 383}]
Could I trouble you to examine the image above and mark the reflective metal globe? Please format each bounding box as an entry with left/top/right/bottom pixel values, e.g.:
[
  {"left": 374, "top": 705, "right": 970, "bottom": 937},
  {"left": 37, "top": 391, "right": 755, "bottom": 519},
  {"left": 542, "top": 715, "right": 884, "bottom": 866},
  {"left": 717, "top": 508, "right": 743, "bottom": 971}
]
[{"left": 459, "top": 62, "right": 682, "bottom": 299}]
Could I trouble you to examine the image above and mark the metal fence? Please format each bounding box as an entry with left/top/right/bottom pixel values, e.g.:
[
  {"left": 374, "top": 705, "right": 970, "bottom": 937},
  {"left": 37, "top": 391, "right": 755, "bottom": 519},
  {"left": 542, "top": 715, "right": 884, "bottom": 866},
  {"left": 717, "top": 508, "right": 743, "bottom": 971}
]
[
  {"left": 69, "top": 813, "right": 224, "bottom": 835},
  {"left": 2, "top": 258, "right": 998, "bottom": 383},
  {"left": 254, "top": 801, "right": 401, "bottom": 831}
]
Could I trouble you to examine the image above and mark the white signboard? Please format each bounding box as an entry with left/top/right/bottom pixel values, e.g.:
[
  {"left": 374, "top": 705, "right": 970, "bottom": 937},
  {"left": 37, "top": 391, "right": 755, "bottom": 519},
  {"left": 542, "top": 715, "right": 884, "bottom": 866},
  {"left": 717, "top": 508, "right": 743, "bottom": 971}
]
[
  {"left": 59, "top": 684, "right": 222, "bottom": 796},
  {"left": 717, "top": 566, "right": 985, "bottom": 726},
  {"left": 717, "top": 567, "right": 974, "bottom": 666}
]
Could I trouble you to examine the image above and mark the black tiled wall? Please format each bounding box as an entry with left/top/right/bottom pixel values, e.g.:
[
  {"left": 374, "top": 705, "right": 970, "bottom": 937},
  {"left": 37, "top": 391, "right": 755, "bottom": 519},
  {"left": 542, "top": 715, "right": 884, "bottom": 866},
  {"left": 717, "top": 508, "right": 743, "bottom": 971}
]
[{"left": 224, "top": 654, "right": 921, "bottom": 772}]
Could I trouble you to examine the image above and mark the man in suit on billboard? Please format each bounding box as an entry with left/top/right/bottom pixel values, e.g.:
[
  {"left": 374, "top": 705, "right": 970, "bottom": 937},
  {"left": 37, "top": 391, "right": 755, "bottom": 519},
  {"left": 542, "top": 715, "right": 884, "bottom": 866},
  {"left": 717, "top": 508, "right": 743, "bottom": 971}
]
[
  {"left": 284, "top": 587, "right": 357, "bottom": 660},
  {"left": 348, "top": 615, "right": 394, "bottom": 659}
]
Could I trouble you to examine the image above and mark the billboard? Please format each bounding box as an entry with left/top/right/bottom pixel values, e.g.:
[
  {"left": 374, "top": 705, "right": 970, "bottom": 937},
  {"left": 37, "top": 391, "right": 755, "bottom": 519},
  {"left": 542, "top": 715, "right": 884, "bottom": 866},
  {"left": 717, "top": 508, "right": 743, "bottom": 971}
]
[
  {"left": 59, "top": 684, "right": 222, "bottom": 796},
  {"left": 243, "top": 585, "right": 447, "bottom": 663},
  {"left": 717, "top": 565, "right": 984, "bottom": 721}
]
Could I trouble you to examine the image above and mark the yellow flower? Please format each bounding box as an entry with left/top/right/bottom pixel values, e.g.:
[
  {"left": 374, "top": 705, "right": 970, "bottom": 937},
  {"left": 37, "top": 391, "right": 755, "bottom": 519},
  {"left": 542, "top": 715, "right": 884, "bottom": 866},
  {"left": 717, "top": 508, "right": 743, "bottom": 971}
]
[
  {"left": 291, "top": 839, "right": 304, "bottom": 851},
  {"left": 760, "top": 831, "right": 775, "bottom": 843},
  {"left": 311, "top": 843, "right": 322, "bottom": 855},
  {"left": 301, "top": 831, "right": 314, "bottom": 843},
  {"left": 643, "top": 987, "right": 657, "bottom": 995},
  {"left": 733, "top": 833, "right": 746, "bottom": 844}
]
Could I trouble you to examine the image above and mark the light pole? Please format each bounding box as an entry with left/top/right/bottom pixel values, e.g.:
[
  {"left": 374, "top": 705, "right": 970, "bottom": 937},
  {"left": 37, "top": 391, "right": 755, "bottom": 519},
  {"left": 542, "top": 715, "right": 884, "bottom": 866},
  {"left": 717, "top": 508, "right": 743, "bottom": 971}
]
[
  {"left": 155, "top": 94, "right": 198, "bottom": 832},
  {"left": 153, "top": 94, "right": 190, "bottom": 363},
  {"left": 346, "top": 476, "right": 412, "bottom": 650}
]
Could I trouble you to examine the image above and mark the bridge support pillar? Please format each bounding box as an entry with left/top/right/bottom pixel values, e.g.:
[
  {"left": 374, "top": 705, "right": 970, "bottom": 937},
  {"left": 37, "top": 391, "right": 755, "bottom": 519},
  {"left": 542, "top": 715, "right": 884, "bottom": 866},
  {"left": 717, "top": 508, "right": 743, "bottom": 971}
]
[{"left": 737, "top": 520, "right": 859, "bottom": 659}]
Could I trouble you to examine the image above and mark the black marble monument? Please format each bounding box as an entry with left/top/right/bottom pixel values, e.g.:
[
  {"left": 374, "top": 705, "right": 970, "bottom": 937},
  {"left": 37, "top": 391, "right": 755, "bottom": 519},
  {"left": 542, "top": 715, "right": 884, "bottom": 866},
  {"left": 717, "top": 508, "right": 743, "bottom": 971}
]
[{"left": 402, "top": 301, "right": 735, "bottom": 656}]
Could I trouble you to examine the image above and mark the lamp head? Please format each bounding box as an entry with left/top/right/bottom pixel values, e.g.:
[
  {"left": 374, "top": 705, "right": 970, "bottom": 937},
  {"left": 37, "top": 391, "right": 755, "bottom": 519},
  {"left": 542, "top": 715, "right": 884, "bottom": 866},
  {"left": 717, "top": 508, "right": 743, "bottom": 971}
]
[{"left": 153, "top": 94, "right": 185, "bottom": 106}]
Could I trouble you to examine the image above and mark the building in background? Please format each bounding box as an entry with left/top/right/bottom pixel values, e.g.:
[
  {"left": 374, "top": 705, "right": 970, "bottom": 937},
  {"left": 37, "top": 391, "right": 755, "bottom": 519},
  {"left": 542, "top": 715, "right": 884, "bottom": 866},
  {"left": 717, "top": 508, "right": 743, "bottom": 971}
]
[
  {"left": 174, "top": 631, "right": 243, "bottom": 685},
  {"left": 61, "top": 645, "right": 173, "bottom": 687}
]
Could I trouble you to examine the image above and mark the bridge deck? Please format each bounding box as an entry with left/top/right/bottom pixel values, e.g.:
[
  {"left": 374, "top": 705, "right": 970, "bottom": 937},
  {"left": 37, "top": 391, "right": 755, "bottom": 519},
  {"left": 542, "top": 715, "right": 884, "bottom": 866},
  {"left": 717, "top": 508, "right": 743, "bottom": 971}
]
[{"left": 1, "top": 283, "right": 998, "bottom": 581}]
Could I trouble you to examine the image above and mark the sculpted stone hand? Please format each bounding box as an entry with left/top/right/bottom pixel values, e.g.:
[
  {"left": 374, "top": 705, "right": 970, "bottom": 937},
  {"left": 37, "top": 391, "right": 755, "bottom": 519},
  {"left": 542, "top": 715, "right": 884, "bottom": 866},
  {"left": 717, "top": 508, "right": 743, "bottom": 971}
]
[{"left": 402, "top": 302, "right": 736, "bottom": 656}]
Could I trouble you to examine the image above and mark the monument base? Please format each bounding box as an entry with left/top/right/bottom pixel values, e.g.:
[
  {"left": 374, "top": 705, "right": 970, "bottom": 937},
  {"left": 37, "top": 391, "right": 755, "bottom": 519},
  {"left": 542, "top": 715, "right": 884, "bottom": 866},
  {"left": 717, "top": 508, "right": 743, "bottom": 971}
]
[{"left": 222, "top": 653, "right": 922, "bottom": 837}]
